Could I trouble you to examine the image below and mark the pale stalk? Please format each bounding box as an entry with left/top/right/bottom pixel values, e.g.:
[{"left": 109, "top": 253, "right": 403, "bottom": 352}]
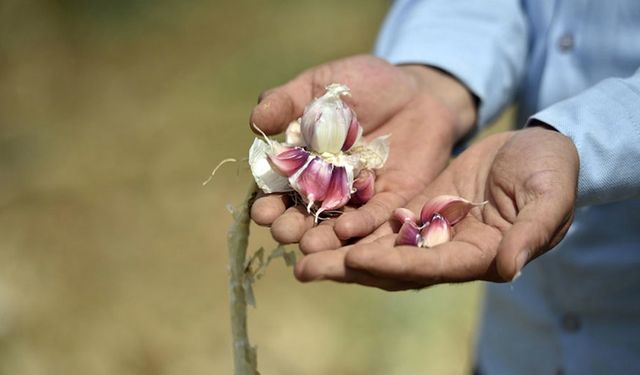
[{"left": 227, "top": 182, "right": 259, "bottom": 375}]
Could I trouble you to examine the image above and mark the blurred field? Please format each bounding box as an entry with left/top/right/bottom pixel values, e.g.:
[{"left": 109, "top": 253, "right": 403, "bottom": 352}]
[{"left": 0, "top": 1, "right": 503, "bottom": 374}]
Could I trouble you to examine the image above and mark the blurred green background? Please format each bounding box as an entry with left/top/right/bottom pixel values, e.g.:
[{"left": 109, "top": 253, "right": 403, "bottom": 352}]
[{"left": 0, "top": 1, "right": 494, "bottom": 374}]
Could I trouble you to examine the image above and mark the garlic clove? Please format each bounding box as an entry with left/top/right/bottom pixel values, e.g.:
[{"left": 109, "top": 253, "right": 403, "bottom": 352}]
[
  {"left": 341, "top": 115, "right": 362, "bottom": 151},
  {"left": 395, "top": 220, "right": 422, "bottom": 247},
  {"left": 248, "top": 139, "right": 293, "bottom": 193},
  {"left": 420, "top": 195, "right": 486, "bottom": 226},
  {"left": 316, "top": 166, "right": 354, "bottom": 220},
  {"left": 300, "top": 109, "right": 319, "bottom": 151},
  {"left": 289, "top": 156, "right": 333, "bottom": 206},
  {"left": 300, "top": 84, "right": 355, "bottom": 154},
  {"left": 420, "top": 213, "right": 451, "bottom": 248},
  {"left": 349, "top": 169, "right": 375, "bottom": 206},
  {"left": 267, "top": 146, "right": 310, "bottom": 177}
]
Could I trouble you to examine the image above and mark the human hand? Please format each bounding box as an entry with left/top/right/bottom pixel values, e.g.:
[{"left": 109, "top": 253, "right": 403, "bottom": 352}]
[
  {"left": 250, "top": 55, "right": 476, "bottom": 250},
  {"left": 294, "top": 126, "right": 579, "bottom": 289}
]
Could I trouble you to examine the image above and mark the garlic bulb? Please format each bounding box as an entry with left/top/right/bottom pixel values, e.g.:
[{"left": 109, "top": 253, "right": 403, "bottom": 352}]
[{"left": 249, "top": 83, "right": 389, "bottom": 222}]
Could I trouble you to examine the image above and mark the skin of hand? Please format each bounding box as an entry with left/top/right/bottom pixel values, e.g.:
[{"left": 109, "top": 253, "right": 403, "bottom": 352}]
[
  {"left": 249, "top": 54, "right": 476, "bottom": 252},
  {"left": 294, "top": 126, "right": 579, "bottom": 290}
]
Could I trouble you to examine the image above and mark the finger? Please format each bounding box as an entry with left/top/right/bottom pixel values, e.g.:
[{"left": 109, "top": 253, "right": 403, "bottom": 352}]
[
  {"left": 294, "top": 247, "right": 421, "bottom": 291},
  {"left": 251, "top": 194, "right": 290, "bottom": 226},
  {"left": 333, "top": 191, "right": 407, "bottom": 241},
  {"left": 294, "top": 247, "right": 349, "bottom": 281},
  {"left": 300, "top": 206, "right": 398, "bottom": 254},
  {"left": 299, "top": 220, "right": 345, "bottom": 254},
  {"left": 250, "top": 72, "right": 314, "bottom": 135},
  {"left": 355, "top": 221, "right": 396, "bottom": 245},
  {"left": 270, "top": 205, "right": 315, "bottom": 244},
  {"left": 495, "top": 193, "right": 574, "bottom": 281}
]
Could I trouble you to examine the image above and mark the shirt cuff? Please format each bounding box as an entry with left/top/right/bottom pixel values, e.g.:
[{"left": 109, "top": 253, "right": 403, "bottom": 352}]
[{"left": 528, "top": 77, "right": 640, "bottom": 206}]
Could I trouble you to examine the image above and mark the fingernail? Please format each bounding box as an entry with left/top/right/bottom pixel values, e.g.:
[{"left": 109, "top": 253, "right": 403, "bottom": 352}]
[{"left": 513, "top": 250, "right": 530, "bottom": 281}]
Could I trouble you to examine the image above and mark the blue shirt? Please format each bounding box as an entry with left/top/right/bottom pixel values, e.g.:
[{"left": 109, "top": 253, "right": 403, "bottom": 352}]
[{"left": 375, "top": 1, "right": 640, "bottom": 374}]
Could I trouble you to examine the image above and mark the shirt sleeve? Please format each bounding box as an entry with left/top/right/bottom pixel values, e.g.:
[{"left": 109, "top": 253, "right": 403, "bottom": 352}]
[
  {"left": 374, "top": 0, "right": 529, "bottom": 127},
  {"left": 528, "top": 67, "right": 640, "bottom": 207}
]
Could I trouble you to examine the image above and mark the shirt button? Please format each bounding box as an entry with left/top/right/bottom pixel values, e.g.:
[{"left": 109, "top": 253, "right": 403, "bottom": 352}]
[
  {"left": 558, "top": 33, "right": 575, "bottom": 52},
  {"left": 561, "top": 313, "right": 581, "bottom": 332}
]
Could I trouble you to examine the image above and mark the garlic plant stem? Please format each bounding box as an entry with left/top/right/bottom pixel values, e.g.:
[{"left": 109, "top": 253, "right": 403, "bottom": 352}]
[{"left": 228, "top": 182, "right": 259, "bottom": 375}]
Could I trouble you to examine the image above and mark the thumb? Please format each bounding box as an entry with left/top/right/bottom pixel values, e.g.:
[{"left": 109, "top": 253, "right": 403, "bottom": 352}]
[
  {"left": 249, "top": 71, "right": 314, "bottom": 135},
  {"left": 496, "top": 193, "right": 574, "bottom": 281}
]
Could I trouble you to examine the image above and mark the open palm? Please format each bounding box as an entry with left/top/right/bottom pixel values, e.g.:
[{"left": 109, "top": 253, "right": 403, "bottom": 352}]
[
  {"left": 294, "top": 127, "right": 579, "bottom": 290},
  {"left": 250, "top": 55, "right": 474, "bottom": 251}
]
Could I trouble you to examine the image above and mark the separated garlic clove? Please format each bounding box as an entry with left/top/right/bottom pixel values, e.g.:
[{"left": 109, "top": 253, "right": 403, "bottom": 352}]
[
  {"left": 300, "top": 84, "right": 358, "bottom": 154},
  {"left": 420, "top": 213, "right": 451, "bottom": 248},
  {"left": 395, "top": 221, "right": 422, "bottom": 247},
  {"left": 392, "top": 195, "right": 483, "bottom": 248},
  {"left": 267, "top": 146, "right": 310, "bottom": 177},
  {"left": 289, "top": 156, "right": 333, "bottom": 207},
  {"left": 350, "top": 169, "right": 375, "bottom": 206},
  {"left": 420, "top": 195, "right": 487, "bottom": 226},
  {"left": 392, "top": 207, "right": 418, "bottom": 224},
  {"left": 316, "top": 166, "right": 354, "bottom": 221}
]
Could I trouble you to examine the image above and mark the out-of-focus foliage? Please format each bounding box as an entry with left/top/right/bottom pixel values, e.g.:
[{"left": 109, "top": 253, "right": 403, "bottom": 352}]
[{"left": 0, "top": 1, "right": 486, "bottom": 374}]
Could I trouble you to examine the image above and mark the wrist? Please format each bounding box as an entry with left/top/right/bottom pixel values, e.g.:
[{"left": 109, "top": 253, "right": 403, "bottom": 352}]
[{"left": 399, "top": 65, "right": 478, "bottom": 141}]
